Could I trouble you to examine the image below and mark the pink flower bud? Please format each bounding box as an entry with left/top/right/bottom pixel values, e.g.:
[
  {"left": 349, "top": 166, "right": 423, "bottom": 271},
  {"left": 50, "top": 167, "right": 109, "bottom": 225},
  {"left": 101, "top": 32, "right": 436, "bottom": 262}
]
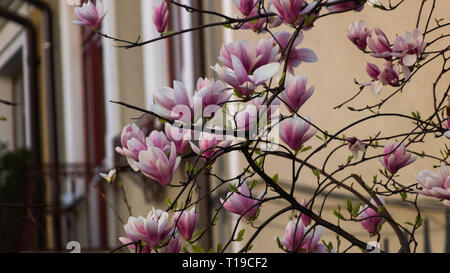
[
  {"left": 280, "top": 116, "right": 317, "bottom": 151},
  {"left": 173, "top": 207, "right": 198, "bottom": 241},
  {"left": 221, "top": 182, "right": 263, "bottom": 220},
  {"left": 326, "top": 0, "right": 365, "bottom": 13},
  {"left": 346, "top": 137, "right": 365, "bottom": 159},
  {"left": 379, "top": 141, "right": 416, "bottom": 174},
  {"left": 136, "top": 142, "right": 181, "bottom": 185},
  {"left": 270, "top": 0, "right": 305, "bottom": 25},
  {"left": 300, "top": 200, "right": 312, "bottom": 226},
  {"left": 280, "top": 220, "right": 328, "bottom": 253},
  {"left": 73, "top": 0, "right": 106, "bottom": 29},
  {"left": 347, "top": 21, "right": 371, "bottom": 51},
  {"left": 367, "top": 28, "right": 392, "bottom": 59},
  {"left": 233, "top": 0, "right": 259, "bottom": 16},
  {"left": 152, "top": 1, "right": 169, "bottom": 33},
  {"left": 416, "top": 164, "right": 450, "bottom": 207},
  {"left": 358, "top": 197, "right": 387, "bottom": 234},
  {"left": 366, "top": 62, "right": 381, "bottom": 81},
  {"left": 280, "top": 74, "right": 314, "bottom": 113},
  {"left": 115, "top": 123, "right": 147, "bottom": 171}
]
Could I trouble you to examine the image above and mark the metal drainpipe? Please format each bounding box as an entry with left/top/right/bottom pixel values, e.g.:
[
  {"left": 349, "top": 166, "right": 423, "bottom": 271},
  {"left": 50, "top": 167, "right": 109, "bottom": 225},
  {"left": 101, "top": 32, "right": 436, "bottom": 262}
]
[
  {"left": 0, "top": 7, "right": 43, "bottom": 249},
  {"left": 21, "top": 0, "right": 62, "bottom": 252}
]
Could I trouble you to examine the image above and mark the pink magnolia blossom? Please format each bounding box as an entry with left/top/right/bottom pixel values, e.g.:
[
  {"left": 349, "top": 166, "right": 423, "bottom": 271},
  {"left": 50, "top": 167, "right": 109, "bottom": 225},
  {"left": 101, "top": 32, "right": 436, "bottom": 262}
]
[
  {"left": 154, "top": 81, "right": 193, "bottom": 123},
  {"left": 221, "top": 182, "right": 263, "bottom": 220},
  {"left": 73, "top": 0, "right": 106, "bottom": 29},
  {"left": 280, "top": 116, "right": 317, "bottom": 151},
  {"left": 119, "top": 209, "right": 174, "bottom": 250},
  {"left": 118, "top": 237, "right": 151, "bottom": 253},
  {"left": 173, "top": 207, "right": 198, "bottom": 241},
  {"left": 115, "top": 123, "right": 147, "bottom": 171},
  {"left": 213, "top": 39, "right": 280, "bottom": 97},
  {"left": 190, "top": 133, "right": 232, "bottom": 162},
  {"left": 194, "top": 77, "right": 232, "bottom": 112},
  {"left": 270, "top": 0, "right": 305, "bottom": 25},
  {"left": 274, "top": 31, "right": 318, "bottom": 74},
  {"left": 152, "top": 1, "right": 169, "bottom": 33},
  {"left": 347, "top": 21, "right": 371, "bottom": 51},
  {"left": 379, "top": 141, "right": 416, "bottom": 174},
  {"left": 392, "top": 29, "right": 425, "bottom": 72},
  {"left": 236, "top": 95, "right": 280, "bottom": 131},
  {"left": 233, "top": 0, "right": 259, "bottom": 16},
  {"left": 415, "top": 164, "right": 450, "bottom": 207},
  {"left": 279, "top": 74, "right": 314, "bottom": 112},
  {"left": 239, "top": 6, "right": 269, "bottom": 33},
  {"left": 367, "top": 28, "right": 392, "bottom": 59},
  {"left": 146, "top": 130, "right": 171, "bottom": 154},
  {"left": 346, "top": 137, "right": 366, "bottom": 159},
  {"left": 326, "top": 0, "right": 365, "bottom": 13},
  {"left": 160, "top": 233, "right": 182, "bottom": 253},
  {"left": 443, "top": 118, "right": 450, "bottom": 139},
  {"left": 136, "top": 142, "right": 181, "bottom": 185},
  {"left": 358, "top": 197, "right": 387, "bottom": 234},
  {"left": 165, "top": 124, "right": 192, "bottom": 155},
  {"left": 365, "top": 61, "right": 401, "bottom": 96},
  {"left": 300, "top": 200, "right": 312, "bottom": 226},
  {"left": 280, "top": 220, "right": 328, "bottom": 253}
]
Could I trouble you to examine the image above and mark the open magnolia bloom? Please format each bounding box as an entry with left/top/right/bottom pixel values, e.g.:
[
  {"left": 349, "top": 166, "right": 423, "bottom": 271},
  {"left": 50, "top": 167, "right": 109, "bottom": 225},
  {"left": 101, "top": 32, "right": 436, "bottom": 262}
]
[
  {"left": 416, "top": 164, "right": 450, "bottom": 206},
  {"left": 115, "top": 123, "right": 147, "bottom": 171},
  {"left": 213, "top": 39, "right": 281, "bottom": 97}
]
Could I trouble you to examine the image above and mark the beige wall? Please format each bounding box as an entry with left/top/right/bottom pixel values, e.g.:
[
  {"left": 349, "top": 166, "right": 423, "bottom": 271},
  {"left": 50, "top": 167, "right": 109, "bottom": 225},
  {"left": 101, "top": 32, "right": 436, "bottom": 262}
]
[{"left": 226, "top": 1, "right": 450, "bottom": 252}]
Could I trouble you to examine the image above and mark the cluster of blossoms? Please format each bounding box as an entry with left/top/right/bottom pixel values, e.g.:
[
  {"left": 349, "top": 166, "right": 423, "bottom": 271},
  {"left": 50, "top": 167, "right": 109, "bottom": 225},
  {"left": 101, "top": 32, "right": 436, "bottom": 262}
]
[
  {"left": 347, "top": 21, "right": 426, "bottom": 95},
  {"left": 120, "top": 207, "right": 198, "bottom": 253}
]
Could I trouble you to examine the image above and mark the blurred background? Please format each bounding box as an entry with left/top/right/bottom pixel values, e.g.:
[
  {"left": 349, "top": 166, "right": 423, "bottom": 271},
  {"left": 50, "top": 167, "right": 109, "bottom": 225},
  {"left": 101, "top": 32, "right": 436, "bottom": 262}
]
[{"left": 0, "top": 0, "right": 448, "bottom": 253}]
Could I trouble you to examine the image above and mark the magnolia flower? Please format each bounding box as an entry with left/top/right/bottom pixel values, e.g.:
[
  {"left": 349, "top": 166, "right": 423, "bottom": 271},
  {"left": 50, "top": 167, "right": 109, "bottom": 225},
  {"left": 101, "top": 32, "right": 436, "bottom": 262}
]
[
  {"left": 279, "top": 74, "right": 314, "bottom": 112},
  {"left": 236, "top": 95, "right": 280, "bottom": 132},
  {"left": 190, "top": 133, "right": 232, "bottom": 162},
  {"left": 73, "top": 0, "right": 106, "bottom": 29},
  {"left": 173, "top": 207, "right": 198, "bottom": 241},
  {"left": 443, "top": 118, "right": 450, "bottom": 139},
  {"left": 221, "top": 182, "right": 263, "bottom": 220},
  {"left": 416, "top": 164, "right": 450, "bottom": 207},
  {"left": 270, "top": 0, "right": 305, "bottom": 25},
  {"left": 240, "top": 6, "right": 270, "bottom": 33},
  {"left": 280, "top": 220, "right": 328, "bottom": 253},
  {"left": 100, "top": 169, "right": 116, "bottom": 184},
  {"left": 152, "top": 1, "right": 169, "bottom": 33},
  {"left": 118, "top": 237, "right": 151, "bottom": 253},
  {"left": 280, "top": 116, "right": 317, "bottom": 151},
  {"left": 274, "top": 31, "right": 318, "bottom": 74},
  {"left": 120, "top": 209, "right": 173, "bottom": 250},
  {"left": 213, "top": 39, "right": 280, "bottom": 97},
  {"left": 165, "top": 124, "right": 192, "bottom": 155},
  {"left": 346, "top": 137, "right": 365, "bottom": 159},
  {"left": 160, "top": 233, "right": 182, "bottom": 253},
  {"left": 392, "top": 29, "right": 425, "bottom": 69},
  {"left": 136, "top": 142, "right": 181, "bottom": 185},
  {"left": 379, "top": 141, "right": 416, "bottom": 174},
  {"left": 326, "top": 0, "right": 365, "bottom": 13},
  {"left": 300, "top": 200, "right": 312, "bottom": 226},
  {"left": 154, "top": 81, "right": 193, "bottom": 123},
  {"left": 367, "top": 28, "right": 392, "bottom": 59},
  {"left": 146, "top": 130, "right": 171, "bottom": 154},
  {"left": 347, "top": 21, "right": 371, "bottom": 51},
  {"left": 115, "top": 123, "right": 147, "bottom": 171},
  {"left": 365, "top": 61, "right": 401, "bottom": 96},
  {"left": 194, "top": 77, "right": 232, "bottom": 114},
  {"left": 358, "top": 197, "right": 387, "bottom": 234},
  {"left": 233, "top": 0, "right": 259, "bottom": 16}
]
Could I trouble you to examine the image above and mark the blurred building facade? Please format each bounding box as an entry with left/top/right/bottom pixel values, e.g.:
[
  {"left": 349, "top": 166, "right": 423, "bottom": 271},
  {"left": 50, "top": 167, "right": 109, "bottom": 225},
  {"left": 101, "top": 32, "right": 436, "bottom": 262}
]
[{"left": 0, "top": 0, "right": 449, "bottom": 253}]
